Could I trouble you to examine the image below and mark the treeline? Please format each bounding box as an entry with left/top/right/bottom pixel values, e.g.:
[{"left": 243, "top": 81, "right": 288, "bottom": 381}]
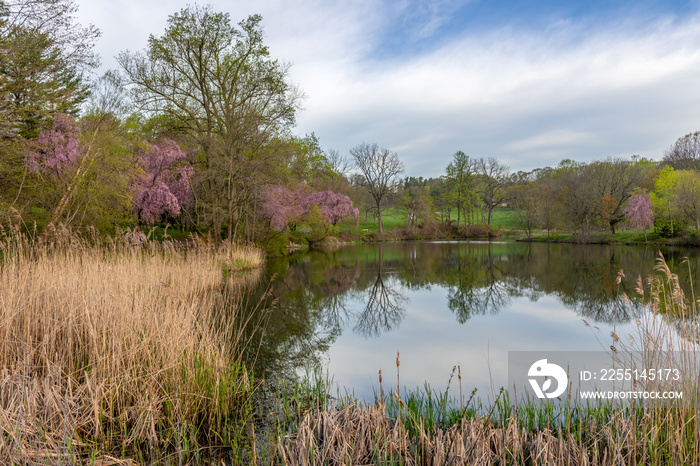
[
  {"left": 397, "top": 141, "right": 700, "bottom": 240},
  {"left": 3, "top": 0, "right": 700, "bottom": 249}
]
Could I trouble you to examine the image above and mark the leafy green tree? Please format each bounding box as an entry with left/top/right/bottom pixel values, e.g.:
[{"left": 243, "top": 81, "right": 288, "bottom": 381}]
[
  {"left": 426, "top": 176, "right": 452, "bottom": 225},
  {"left": 0, "top": 0, "right": 99, "bottom": 137},
  {"left": 671, "top": 170, "right": 700, "bottom": 233},
  {"left": 403, "top": 184, "right": 434, "bottom": 228},
  {"left": 651, "top": 165, "right": 680, "bottom": 237},
  {"left": 445, "top": 151, "right": 477, "bottom": 226},
  {"left": 23, "top": 114, "right": 137, "bottom": 234},
  {"left": 118, "top": 6, "right": 302, "bottom": 242}
]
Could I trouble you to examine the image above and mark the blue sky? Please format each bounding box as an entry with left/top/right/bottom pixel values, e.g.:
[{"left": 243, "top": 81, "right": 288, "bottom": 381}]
[{"left": 77, "top": 0, "right": 700, "bottom": 177}]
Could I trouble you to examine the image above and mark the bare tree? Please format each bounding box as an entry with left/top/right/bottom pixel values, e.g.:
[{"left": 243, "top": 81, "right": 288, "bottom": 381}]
[
  {"left": 350, "top": 142, "right": 404, "bottom": 233},
  {"left": 326, "top": 148, "right": 352, "bottom": 177},
  {"left": 476, "top": 157, "right": 510, "bottom": 225},
  {"left": 506, "top": 171, "right": 542, "bottom": 239},
  {"left": 663, "top": 131, "right": 700, "bottom": 170}
]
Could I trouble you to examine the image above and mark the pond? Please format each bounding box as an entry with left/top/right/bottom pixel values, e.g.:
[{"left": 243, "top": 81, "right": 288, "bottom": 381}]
[{"left": 248, "top": 241, "right": 700, "bottom": 403}]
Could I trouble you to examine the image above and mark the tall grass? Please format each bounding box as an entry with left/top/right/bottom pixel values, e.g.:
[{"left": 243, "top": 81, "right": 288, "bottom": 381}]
[
  {"left": 0, "top": 225, "right": 266, "bottom": 463},
  {"left": 277, "top": 252, "right": 700, "bottom": 465}
]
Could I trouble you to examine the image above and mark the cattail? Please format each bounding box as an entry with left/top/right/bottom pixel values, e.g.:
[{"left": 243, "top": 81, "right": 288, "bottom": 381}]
[
  {"left": 458, "top": 365, "right": 463, "bottom": 411},
  {"left": 396, "top": 351, "right": 400, "bottom": 399}
]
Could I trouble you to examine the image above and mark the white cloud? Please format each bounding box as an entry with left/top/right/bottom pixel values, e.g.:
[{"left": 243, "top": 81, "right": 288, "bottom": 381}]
[
  {"left": 76, "top": 1, "right": 700, "bottom": 176},
  {"left": 504, "top": 130, "right": 595, "bottom": 153}
]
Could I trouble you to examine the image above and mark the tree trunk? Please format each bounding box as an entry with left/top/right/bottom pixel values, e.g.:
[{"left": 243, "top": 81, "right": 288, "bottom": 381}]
[{"left": 378, "top": 202, "right": 384, "bottom": 234}]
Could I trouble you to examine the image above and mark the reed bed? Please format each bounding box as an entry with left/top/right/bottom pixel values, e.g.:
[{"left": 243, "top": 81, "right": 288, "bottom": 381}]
[
  {"left": 0, "top": 225, "right": 266, "bottom": 463},
  {"left": 277, "top": 252, "right": 700, "bottom": 465}
]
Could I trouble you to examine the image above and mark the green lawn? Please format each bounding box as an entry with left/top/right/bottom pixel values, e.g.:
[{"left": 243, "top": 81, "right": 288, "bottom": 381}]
[
  {"left": 489, "top": 208, "right": 526, "bottom": 230},
  {"left": 357, "top": 207, "right": 407, "bottom": 231},
  {"left": 353, "top": 206, "right": 528, "bottom": 232}
]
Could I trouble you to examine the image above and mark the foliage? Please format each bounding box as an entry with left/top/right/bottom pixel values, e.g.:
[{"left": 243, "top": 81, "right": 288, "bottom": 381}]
[
  {"left": 445, "top": 151, "right": 478, "bottom": 226},
  {"left": 21, "top": 114, "right": 138, "bottom": 234},
  {"left": 624, "top": 192, "right": 653, "bottom": 231},
  {"left": 671, "top": 170, "right": 700, "bottom": 233},
  {"left": 133, "top": 139, "right": 193, "bottom": 223},
  {"left": 0, "top": 0, "right": 99, "bottom": 137},
  {"left": 302, "top": 190, "right": 358, "bottom": 226},
  {"left": 260, "top": 185, "right": 306, "bottom": 232},
  {"left": 651, "top": 166, "right": 678, "bottom": 237},
  {"left": 25, "top": 113, "right": 81, "bottom": 179},
  {"left": 587, "top": 158, "right": 648, "bottom": 234},
  {"left": 118, "top": 6, "right": 303, "bottom": 241},
  {"left": 599, "top": 192, "right": 617, "bottom": 228},
  {"left": 403, "top": 184, "right": 435, "bottom": 227},
  {"left": 298, "top": 204, "right": 332, "bottom": 245},
  {"left": 260, "top": 185, "right": 358, "bottom": 236}
]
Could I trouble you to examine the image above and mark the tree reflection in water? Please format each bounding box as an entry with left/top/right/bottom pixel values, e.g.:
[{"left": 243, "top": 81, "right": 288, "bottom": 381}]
[
  {"left": 242, "top": 241, "right": 699, "bottom": 378},
  {"left": 353, "top": 268, "right": 408, "bottom": 338}
]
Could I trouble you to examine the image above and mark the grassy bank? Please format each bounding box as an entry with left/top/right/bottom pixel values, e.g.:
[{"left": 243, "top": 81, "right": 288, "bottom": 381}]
[
  {"left": 526, "top": 229, "right": 700, "bottom": 247},
  {"left": 0, "top": 226, "right": 265, "bottom": 463}
]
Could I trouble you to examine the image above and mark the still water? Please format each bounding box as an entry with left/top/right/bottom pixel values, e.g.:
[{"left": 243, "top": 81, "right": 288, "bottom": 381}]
[{"left": 250, "top": 241, "right": 700, "bottom": 402}]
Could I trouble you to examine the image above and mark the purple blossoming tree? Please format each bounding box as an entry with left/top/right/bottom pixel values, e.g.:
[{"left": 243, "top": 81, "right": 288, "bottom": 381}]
[
  {"left": 261, "top": 186, "right": 358, "bottom": 232},
  {"left": 133, "top": 139, "right": 193, "bottom": 223},
  {"left": 26, "top": 114, "right": 82, "bottom": 180},
  {"left": 301, "top": 190, "right": 358, "bottom": 226},
  {"left": 624, "top": 192, "right": 654, "bottom": 241},
  {"left": 260, "top": 185, "right": 306, "bottom": 231}
]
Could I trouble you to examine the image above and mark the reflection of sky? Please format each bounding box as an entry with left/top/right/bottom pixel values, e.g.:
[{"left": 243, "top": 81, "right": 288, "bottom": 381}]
[{"left": 324, "top": 284, "right": 633, "bottom": 403}]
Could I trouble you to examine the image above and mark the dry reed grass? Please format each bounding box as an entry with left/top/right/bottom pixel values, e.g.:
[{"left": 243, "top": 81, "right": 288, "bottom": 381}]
[
  {"left": 277, "top": 401, "right": 676, "bottom": 465},
  {"left": 0, "top": 224, "right": 266, "bottom": 463}
]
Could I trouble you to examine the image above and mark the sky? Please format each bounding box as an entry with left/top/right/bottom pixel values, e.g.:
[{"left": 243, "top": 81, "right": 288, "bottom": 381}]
[{"left": 75, "top": 0, "right": 700, "bottom": 177}]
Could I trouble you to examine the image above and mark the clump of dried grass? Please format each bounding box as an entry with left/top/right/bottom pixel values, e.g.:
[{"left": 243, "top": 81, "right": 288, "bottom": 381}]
[
  {"left": 277, "top": 400, "right": 677, "bottom": 465},
  {"left": 0, "top": 225, "right": 265, "bottom": 463}
]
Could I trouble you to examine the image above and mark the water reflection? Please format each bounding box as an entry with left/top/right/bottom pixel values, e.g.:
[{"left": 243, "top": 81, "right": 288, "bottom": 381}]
[{"left": 247, "top": 241, "right": 700, "bottom": 384}]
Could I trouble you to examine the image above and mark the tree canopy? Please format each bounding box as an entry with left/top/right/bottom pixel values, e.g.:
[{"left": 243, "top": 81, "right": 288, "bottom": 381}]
[{"left": 118, "top": 5, "right": 303, "bottom": 241}]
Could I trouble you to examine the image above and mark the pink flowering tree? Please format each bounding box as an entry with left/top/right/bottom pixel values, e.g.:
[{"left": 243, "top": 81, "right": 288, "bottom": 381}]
[
  {"left": 260, "top": 185, "right": 307, "bottom": 231},
  {"left": 624, "top": 192, "right": 654, "bottom": 241},
  {"left": 133, "top": 139, "right": 193, "bottom": 223},
  {"left": 260, "top": 186, "right": 359, "bottom": 235},
  {"left": 26, "top": 114, "right": 82, "bottom": 180},
  {"left": 301, "top": 190, "right": 359, "bottom": 226}
]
